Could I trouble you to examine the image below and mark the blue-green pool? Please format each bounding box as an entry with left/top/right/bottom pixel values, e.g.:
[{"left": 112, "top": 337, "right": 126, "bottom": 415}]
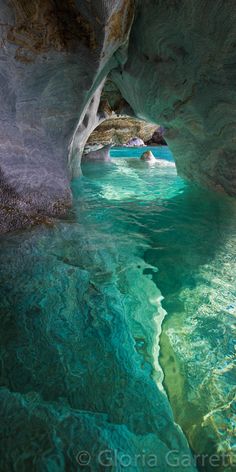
[
  {"left": 0, "top": 150, "right": 235, "bottom": 471},
  {"left": 110, "top": 145, "right": 174, "bottom": 161}
]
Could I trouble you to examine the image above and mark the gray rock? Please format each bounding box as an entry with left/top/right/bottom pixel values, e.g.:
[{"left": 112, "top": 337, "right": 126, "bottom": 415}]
[
  {"left": 112, "top": 0, "right": 236, "bottom": 196},
  {"left": 0, "top": 0, "right": 235, "bottom": 235},
  {"left": 82, "top": 144, "right": 111, "bottom": 162},
  {"left": 126, "top": 137, "right": 145, "bottom": 147},
  {"left": 0, "top": 0, "right": 134, "bottom": 233}
]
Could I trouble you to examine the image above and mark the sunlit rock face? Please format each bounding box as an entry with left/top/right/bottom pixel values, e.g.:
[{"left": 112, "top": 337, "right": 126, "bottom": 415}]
[
  {"left": 85, "top": 78, "right": 158, "bottom": 151},
  {"left": 112, "top": 0, "right": 236, "bottom": 195},
  {"left": 87, "top": 116, "right": 157, "bottom": 146},
  {"left": 0, "top": 0, "right": 134, "bottom": 232}
]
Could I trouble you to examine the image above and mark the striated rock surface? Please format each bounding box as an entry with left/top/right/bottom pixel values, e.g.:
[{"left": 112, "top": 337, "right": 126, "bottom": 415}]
[
  {"left": 0, "top": 0, "right": 134, "bottom": 232},
  {"left": 0, "top": 2, "right": 236, "bottom": 468},
  {"left": 87, "top": 116, "right": 157, "bottom": 146},
  {"left": 112, "top": 0, "right": 236, "bottom": 195},
  {"left": 0, "top": 0, "right": 235, "bottom": 234},
  {"left": 82, "top": 144, "right": 111, "bottom": 161}
]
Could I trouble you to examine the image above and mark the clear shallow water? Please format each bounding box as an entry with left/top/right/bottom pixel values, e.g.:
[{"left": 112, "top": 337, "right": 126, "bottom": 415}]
[
  {"left": 0, "top": 151, "right": 235, "bottom": 471},
  {"left": 110, "top": 145, "right": 174, "bottom": 161}
]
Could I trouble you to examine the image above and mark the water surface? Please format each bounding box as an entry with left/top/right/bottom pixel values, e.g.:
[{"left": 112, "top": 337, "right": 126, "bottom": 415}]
[{"left": 0, "top": 149, "right": 235, "bottom": 471}]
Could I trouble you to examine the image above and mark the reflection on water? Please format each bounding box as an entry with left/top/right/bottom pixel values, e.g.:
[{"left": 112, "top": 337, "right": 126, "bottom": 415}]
[{"left": 0, "top": 153, "right": 235, "bottom": 471}]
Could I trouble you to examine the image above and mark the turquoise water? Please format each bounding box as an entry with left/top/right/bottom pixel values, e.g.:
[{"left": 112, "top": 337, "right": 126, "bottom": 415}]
[
  {"left": 110, "top": 145, "right": 174, "bottom": 161},
  {"left": 0, "top": 150, "right": 235, "bottom": 471}
]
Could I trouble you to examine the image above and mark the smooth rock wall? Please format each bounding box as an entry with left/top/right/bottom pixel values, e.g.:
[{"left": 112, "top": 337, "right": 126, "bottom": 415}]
[
  {"left": 0, "top": 0, "right": 134, "bottom": 232},
  {"left": 0, "top": 0, "right": 235, "bottom": 233},
  {"left": 112, "top": 0, "right": 236, "bottom": 195}
]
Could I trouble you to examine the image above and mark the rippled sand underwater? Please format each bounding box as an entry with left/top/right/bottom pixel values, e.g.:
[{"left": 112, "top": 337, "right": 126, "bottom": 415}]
[{"left": 0, "top": 152, "right": 235, "bottom": 471}]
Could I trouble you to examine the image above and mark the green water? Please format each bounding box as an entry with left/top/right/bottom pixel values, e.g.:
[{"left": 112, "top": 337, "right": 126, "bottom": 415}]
[{"left": 0, "top": 155, "right": 235, "bottom": 471}]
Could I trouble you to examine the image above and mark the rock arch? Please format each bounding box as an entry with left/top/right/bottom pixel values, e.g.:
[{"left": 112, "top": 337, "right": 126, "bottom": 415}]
[{"left": 0, "top": 0, "right": 235, "bottom": 233}]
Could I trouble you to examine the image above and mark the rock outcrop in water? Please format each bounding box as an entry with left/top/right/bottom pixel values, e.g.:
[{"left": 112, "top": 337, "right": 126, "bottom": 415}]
[
  {"left": 140, "top": 150, "right": 156, "bottom": 162},
  {"left": 0, "top": 0, "right": 235, "bottom": 232},
  {"left": 140, "top": 150, "right": 175, "bottom": 166}
]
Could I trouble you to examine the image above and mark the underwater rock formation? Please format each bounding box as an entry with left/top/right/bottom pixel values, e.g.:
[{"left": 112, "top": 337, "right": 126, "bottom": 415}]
[
  {"left": 144, "top": 184, "right": 236, "bottom": 470},
  {"left": 0, "top": 2, "right": 236, "bottom": 468},
  {"left": 155, "top": 159, "right": 175, "bottom": 167},
  {"left": 0, "top": 200, "right": 198, "bottom": 472}
]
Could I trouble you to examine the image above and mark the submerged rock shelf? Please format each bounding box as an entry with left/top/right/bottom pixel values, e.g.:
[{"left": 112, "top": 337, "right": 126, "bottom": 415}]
[
  {"left": 0, "top": 153, "right": 235, "bottom": 471},
  {"left": 0, "top": 157, "right": 196, "bottom": 471},
  {"left": 144, "top": 186, "right": 236, "bottom": 471}
]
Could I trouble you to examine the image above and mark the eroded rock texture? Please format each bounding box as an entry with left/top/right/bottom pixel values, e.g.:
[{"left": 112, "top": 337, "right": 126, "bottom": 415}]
[
  {"left": 0, "top": 0, "right": 134, "bottom": 232},
  {"left": 0, "top": 0, "right": 235, "bottom": 233},
  {"left": 112, "top": 0, "right": 236, "bottom": 195},
  {"left": 85, "top": 79, "right": 158, "bottom": 147},
  {"left": 0, "top": 3, "right": 236, "bottom": 469},
  {"left": 87, "top": 116, "right": 157, "bottom": 146}
]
